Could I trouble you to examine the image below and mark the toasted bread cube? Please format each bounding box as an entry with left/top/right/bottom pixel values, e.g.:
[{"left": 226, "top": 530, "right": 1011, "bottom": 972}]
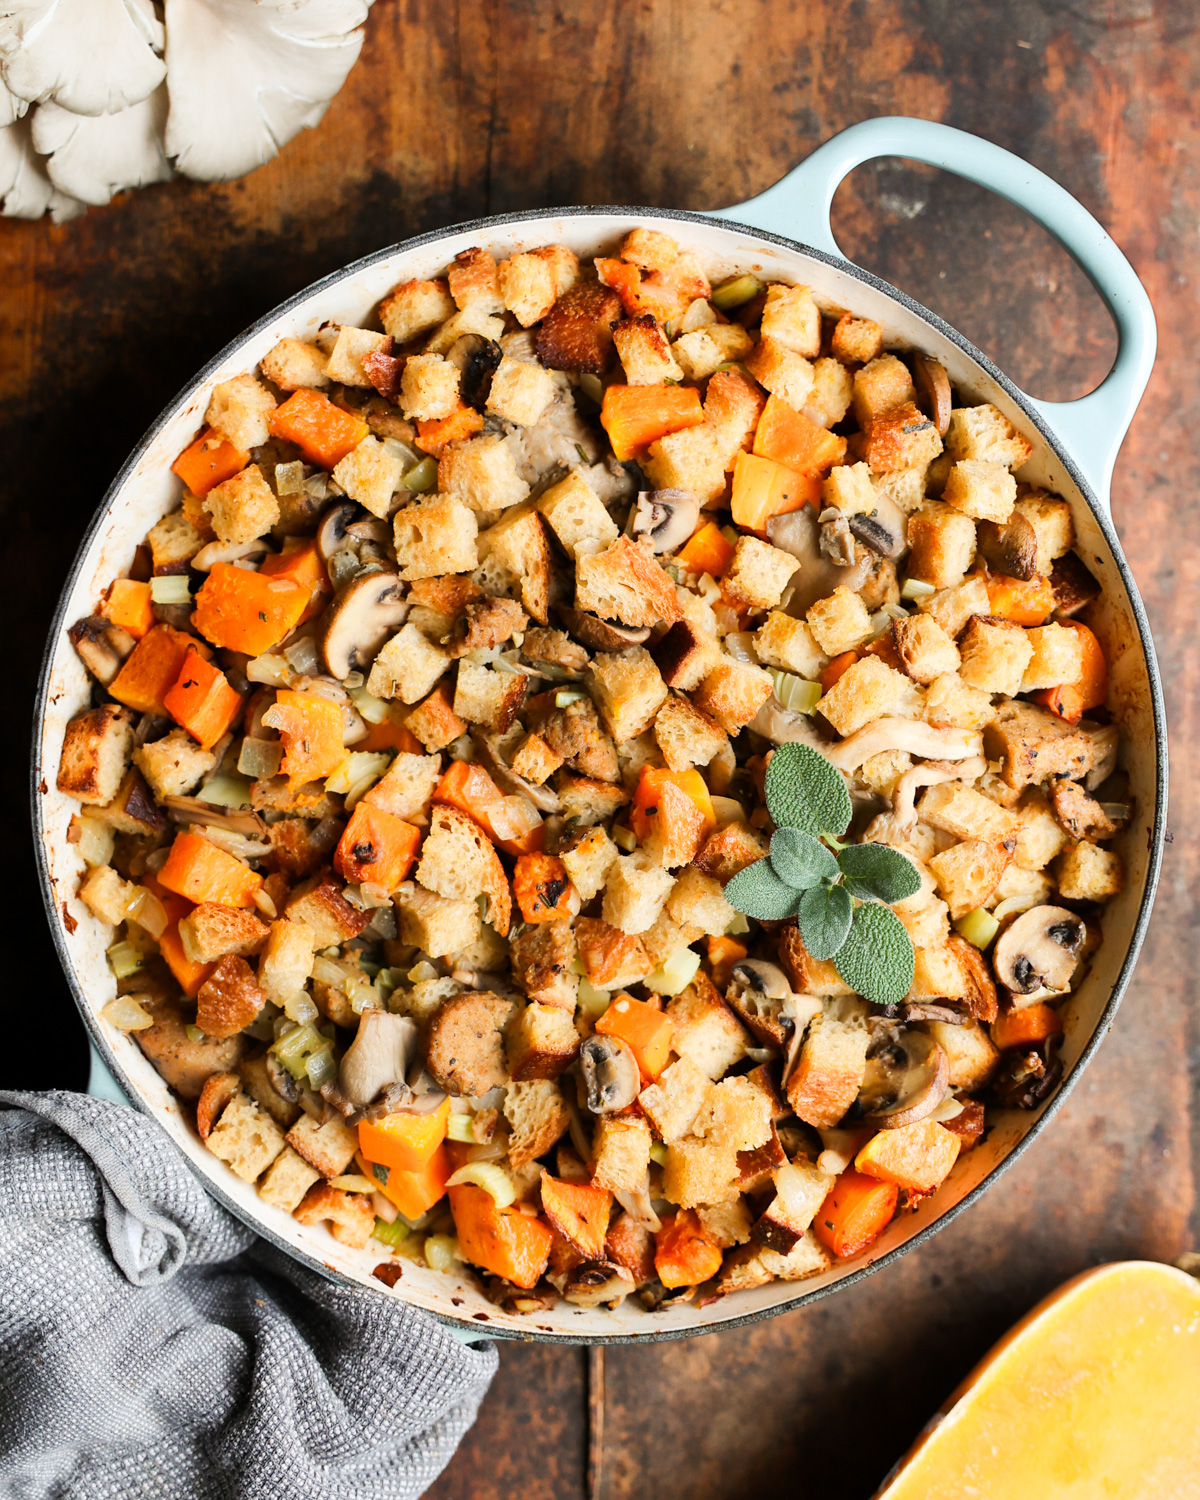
[
  {"left": 417, "top": 803, "right": 512, "bottom": 933},
  {"left": 863, "top": 402, "right": 943, "bottom": 475},
  {"left": 945, "top": 403, "right": 1033, "bottom": 469},
  {"left": 132, "top": 728, "right": 215, "bottom": 800},
  {"left": 325, "top": 326, "right": 390, "bottom": 388},
  {"left": 753, "top": 1159, "right": 833, "bottom": 1251},
  {"left": 786, "top": 1006, "right": 870, "bottom": 1127},
  {"left": 538, "top": 468, "right": 618, "bottom": 559},
  {"left": 365, "top": 623, "right": 449, "bottom": 705},
  {"left": 851, "top": 354, "right": 915, "bottom": 426},
  {"left": 691, "top": 658, "right": 774, "bottom": 735},
  {"left": 1056, "top": 841, "right": 1124, "bottom": 901},
  {"left": 1013, "top": 794, "right": 1069, "bottom": 871},
  {"left": 206, "top": 1090, "right": 285, "bottom": 1182},
  {"left": 711, "top": 1244, "right": 774, "bottom": 1297},
  {"left": 379, "top": 278, "right": 455, "bottom": 343},
  {"left": 818, "top": 656, "right": 911, "bottom": 737},
  {"left": 640, "top": 910, "right": 702, "bottom": 969},
  {"left": 723, "top": 535, "right": 799, "bottom": 611},
  {"left": 822, "top": 460, "right": 877, "bottom": 516},
  {"left": 638, "top": 1056, "right": 710, "bottom": 1143},
  {"left": 943, "top": 459, "right": 1017, "bottom": 523},
  {"left": 928, "top": 839, "right": 1011, "bottom": 919},
  {"left": 651, "top": 619, "right": 722, "bottom": 693},
  {"left": 486, "top": 355, "right": 558, "bottom": 427},
  {"left": 592, "top": 1115, "right": 653, "bottom": 1194},
  {"left": 663, "top": 1136, "right": 740, "bottom": 1208},
  {"left": 619, "top": 226, "right": 685, "bottom": 271},
  {"left": 180, "top": 904, "right": 269, "bottom": 964},
  {"left": 558, "top": 775, "right": 631, "bottom": 828},
  {"left": 919, "top": 782, "right": 1019, "bottom": 845},
  {"left": 760, "top": 282, "right": 820, "bottom": 357},
  {"left": 509, "top": 920, "right": 577, "bottom": 1012},
  {"left": 984, "top": 700, "right": 1097, "bottom": 790},
  {"left": 663, "top": 866, "right": 734, "bottom": 939},
  {"left": 559, "top": 828, "right": 618, "bottom": 904},
  {"left": 256, "top": 1144, "right": 321, "bottom": 1211},
  {"left": 438, "top": 433, "right": 529, "bottom": 512},
  {"left": 399, "top": 353, "right": 460, "bottom": 421},
  {"left": 363, "top": 751, "right": 441, "bottom": 821},
  {"left": 1021, "top": 622, "right": 1086, "bottom": 692},
  {"left": 447, "top": 246, "right": 503, "bottom": 313},
  {"left": 874, "top": 467, "right": 928, "bottom": 515},
  {"left": 958, "top": 616, "right": 1034, "bottom": 696},
  {"left": 79, "top": 864, "right": 136, "bottom": 925},
  {"left": 907, "top": 503, "right": 977, "bottom": 589},
  {"left": 667, "top": 975, "right": 747, "bottom": 1080},
  {"left": 506, "top": 1001, "right": 580, "bottom": 1081},
  {"left": 392, "top": 494, "right": 478, "bottom": 580},
  {"left": 88, "top": 766, "right": 164, "bottom": 838},
  {"left": 759, "top": 1230, "right": 832, "bottom": 1282},
  {"left": 613, "top": 314, "right": 684, "bottom": 384},
  {"left": 587, "top": 648, "right": 669, "bottom": 744},
  {"left": 744, "top": 333, "right": 814, "bottom": 410},
  {"left": 503, "top": 1079, "right": 570, "bottom": 1169},
  {"left": 831, "top": 314, "right": 883, "bottom": 366},
  {"left": 672, "top": 325, "right": 753, "bottom": 381},
  {"left": 917, "top": 574, "right": 991, "bottom": 638},
  {"left": 535, "top": 280, "right": 622, "bottom": 373},
  {"left": 256, "top": 918, "right": 315, "bottom": 1008},
  {"left": 509, "top": 731, "right": 564, "bottom": 786},
  {"left": 332, "top": 436, "right": 404, "bottom": 520},
  {"left": 694, "top": 1075, "right": 771, "bottom": 1153},
  {"left": 697, "top": 1198, "right": 753, "bottom": 1249},
  {"left": 206, "top": 374, "right": 276, "bottom": 450},
  {"left": 894, "top": 891, "right": 951, "bottom": 950},
  {"left": 705, "top": 369, "right": 767, "bottom": 470},
  {"left": 574, "top": 916, "right": 651, "bottom": 988},
  {"left": 403, "top": 683, "right": 465, "bottom": 753},
  {"left": 693, "top": 821, "right": 769, "bottom": 884},
  {"left": 752, "top": 612, "right": 828, "bottom": 678},
  {"left": 285, "top": 873, "right": 369, "bottom": 949},
  {"left": 642, "top": 424, "right": 726, "bottom": 503},
  {"left": 260, "top": 338, "right": 330, "bottom": 391},
  {"left": 858, "top": 748, "right": 913, "bottom": 799},
  {"left": 601, "top": 849, "right": 675, "bottom": 936},
  {"left": 196, "top": 955, "right": 266, "bottom": 1039},
  {"left": 653, "top": 695, "right": 727, "bottom": 773},
  {"left": 148, "top": 511, "right": 205, "bottom": 572},
  {"left": 474, "top": 507, "right": 552, "bottom": 624},
  {"left": 202, "top": 463, "right": 279, "bottom": 544},
  {"left": 498, "top": 245, "right": 580, "bottom": 326},
  {"left": 294, "top": 1181, "right": 375, "bottom": 1248},
  {"left": 803, "top": 356, "right": 854, "bottom": 428},
  {"left": 424, "top": 305, "right": 507, "bottom": 357},
  {"left": 892, "top": 613, "right": 961, "bottom": 684},
  {"left": 806, "top": 584, "right": 873, "bottom": 656},
  {"left": 925, "top": 1019, "right": 1000, "bottom": 1091},
  {"left": 58, "top": 704, "right": 136, "bottom": 806},
  {"left": 1014, "top": 493, "right": 1075, "bottom": 575},
  {"left": 395, "top": 881, "right": 480, "bottom": 958}
]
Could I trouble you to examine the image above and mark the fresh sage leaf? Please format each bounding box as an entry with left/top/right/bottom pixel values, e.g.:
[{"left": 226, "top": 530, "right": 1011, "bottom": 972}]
[
  {"left": 836, "top": 842, "right": 922, "bottom": 904},
  {"left": 834, "top": 902, "right": 915, "bottom": 1006},
  {"left": 797, "top": 881, "right": 853, "bottom": 961},
  {"left": 765, "top": 742, "right": 852, "bottom": 839},
  {"left": 769, "top": 827, "right": 838, "bottom": 890},
  {"left": 725, "top": 858, "right": 804, "bottom": 922}
]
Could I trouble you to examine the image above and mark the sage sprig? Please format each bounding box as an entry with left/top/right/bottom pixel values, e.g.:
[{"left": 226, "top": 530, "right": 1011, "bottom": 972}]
[{"left": 724, "top": 743, "right": 919, "bottom": 1005}]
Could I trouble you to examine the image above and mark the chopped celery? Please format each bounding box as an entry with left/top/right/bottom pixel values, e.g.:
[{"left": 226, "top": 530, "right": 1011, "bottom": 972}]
[
  {"left": 900, "top": 576, "right": 937, "bottom": 601},
  {"left": 105, "top": 941, "right": 144, "bottom": 980},
  {"left": 305, "top": 1047, "right": 337, "bottom": 1090},
  {"left": 447, "top": 1114, "right": 476, "bottom": 1143},
  {"left": 767, "top": 669, "right": 822, "bottom": 715},
  {"left": 555, "top": 688, "right": 587, "bottom": 708},
  {"left": 644, "top": 947, "right": 702, "bottom": 996},
  {"left": 403, "top": 457, "right": 438, "bottom": 493},
  {"left": 649, "top": 1141, "right": 669, "bottom": 1167},
  {"left": 711, "top": 273, "right": 763, "bottom": 311},
  {"left": 954, "top": 907, "right": 1000, "bottom": 950},
  {"left": 237, "top": 737, "right": 283, "bottom": 779},
  {"left": 577, "top": 373, "right": 604, "bottom": 406},
  {"left": 445, "top": 1161, "right": 517, "bottom": 1207},
  {"left": 424, "top": 1234, "right": 462, "bottom": 1274},
  {"left": 569, "top": 956, "right": 587, "bottom": 975},
  {"left": 150, "top": 574, "right": 192, "bottom": 605},
  {"left": 724, "top": 911, "right": 751, "bottom": 936},
  {"left": 576, "top": 978, "right": 611, "bottom": 1018},
  {"left": 612, "top": 824, "right": 637, "bottom": 852},
  {"left": 100, "top": 994, "right": 153, "bottom": 1032},
  {"left": 271, "top": 1022, "right": 332, "bottom": 1082},
  {"left": 372, "top": 1216, "right": 411, "bottom": 1248}
]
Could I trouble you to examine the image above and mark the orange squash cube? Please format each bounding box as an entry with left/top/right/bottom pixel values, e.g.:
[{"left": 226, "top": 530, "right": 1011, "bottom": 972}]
[
  {"left": 171, "top": 426, "right": 250, "bottom": 498},
  {"left": 163, "top": 646, "right": 244, "bottom": 750},
  {"left": 595, "top": 994, "right": 674, "bottom": 1081},
  {"left": 108, "top": 624, "right": 208, "bottom": 716},
  {"left": 102, "top": 578, "right": 155, "bottom": 639},
  {"left": 358, "top": 1098, "right": 451, "bottom": 1174},
  {"left": 191, "top": 563, "right": 309, "bottom": 657},
  {"left": 449, "top": 1183, "right": 553, "bottom": 1289},
  {"left": 753, "top": 394, "right": 847, "bottom": 475},
  {"left": 157, "top": 830, "right": 263, "bottom": 909},
  {"left": 268, "top": 389, "right": 369, "bottom": 469}
]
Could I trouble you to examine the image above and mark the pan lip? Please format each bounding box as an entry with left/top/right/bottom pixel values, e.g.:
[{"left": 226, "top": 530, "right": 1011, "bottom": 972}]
[{"left": 31, "top": 203, "right": 1168, "bottom": 1345}]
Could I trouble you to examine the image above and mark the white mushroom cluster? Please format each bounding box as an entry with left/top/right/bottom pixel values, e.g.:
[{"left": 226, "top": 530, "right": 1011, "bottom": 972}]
[{"left": 0, "top": 0, "right": 373, "bottom": 220}]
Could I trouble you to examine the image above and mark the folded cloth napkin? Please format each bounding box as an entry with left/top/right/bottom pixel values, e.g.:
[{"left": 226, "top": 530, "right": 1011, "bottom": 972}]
[{"left": 0, "top": 1090, "right": 497, "bottom": 1500}]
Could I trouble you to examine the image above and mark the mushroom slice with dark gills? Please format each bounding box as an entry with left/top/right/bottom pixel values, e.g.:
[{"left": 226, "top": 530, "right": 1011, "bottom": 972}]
[
  {"left": 316, "top": 500, "right": 360, "bottom": 563},
  {"left": 768, "top": 505, "right": 874, "bottom": 614},
  {"left": 319, "top": 566, "right": 408, "bottom": 679},
  {"left": 555, "top": 604, "right": 649, "bottom": 651},
  {"left": 724, "top": 960, "right": 819, "bottom": 1052},
  {"left": 630, "top": 490, "right": 700, "bottom": 553},
  {"left": 579, "top": 1033, "right": 640, "bottom": 1114},
  {"left": 68, "top": 616, "right": 136, "bottom": 686},
  {"left": 563, "top": 1260, "right": 636, "bottom": 1308},
  {"left": 846, "top": 489, "right": 907, "bottom": 559},
  {"left": 446, "top": 333, "right": 503, "bottom": 409},
  {"left": 993, "top": 905, "right": 1085, "bottom": 1004},
  {"left": 911, "top": 353, "right": 952, "bottom": 436},
  {"left": 976, "top": 512, "right": 1039, "bottom": 581},
  {"left": 338, "top": 1010, "right": 420, "bottom": 1108},
  {"left": 858, "top": 1027, "right": 950, "bottom": 1128}
]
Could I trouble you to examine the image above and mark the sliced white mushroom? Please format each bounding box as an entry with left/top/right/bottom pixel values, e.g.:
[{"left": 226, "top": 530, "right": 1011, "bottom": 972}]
[
  {"left": 30, "top": 90, "right": 170, "bottom": 206},
  {"left": 556, "top": 604, "right": 649, "bottom": 651},
  {"left": 0, "top": 114, "right": 83, "bottom": 219},
  {"left": 847, "top": 490, "right": 908, "bottom": 559},
  {"left": 338, "top": 1010, "right": 419, "bottom": 1108},
  {"left": 563, "top": 1260, "right": 635, "bottom": 1307},
  {"left": 824, "top": 719, "right": 985, "bottom": 773},
  {"left": 912, "top": 354, "right": 951, "bottom": 437},
  {"left": 859, "top": 1029, "right": 949, "bottom": 1128},
  {"left": 993, "top": 905, "right": 1085, "bottom": 1003},
  {"left": 67, "top": 615, "right": 136, "bottom": 685},
  {"left": 768, "top": 506, "right": 873, "bottom": 614},
  {"left": 0, "top": 0, "right": 165, "bottom": 116},
  {"left": 193, "top": 536, "right": 271, "bottom": 571},
  {"left": 162, "top": 0, "right": 370, "bottom": 182},
  {"left": 0, "top": 75, "right": 25, "bottom": 125},
  {"left": 580, "top": 1034, "right": 640, "bottom": 1114},
  {"left": 631, "top": 490, "right": 700, "bottom": 553},
  {"left": 319, "top": 567, "right": 408, "bottom": 679}
]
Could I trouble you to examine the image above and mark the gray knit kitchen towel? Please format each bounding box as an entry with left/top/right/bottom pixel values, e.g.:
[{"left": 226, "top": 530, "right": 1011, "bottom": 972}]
[{"left": 0, "top": 1090, "right": 497, "bottom": 1499}]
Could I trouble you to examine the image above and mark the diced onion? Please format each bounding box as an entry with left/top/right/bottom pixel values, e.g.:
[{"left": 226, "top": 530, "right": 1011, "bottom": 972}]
[
  {"left": 612, "top": 825, "right": 637, "bottom": 852},
  {"left": 330, "top": 1174, "right": 378, "bottom": 1194},
  {"left": 644, "top": 947, "right": 701, "bottom": 996},
  {"left": 710, "top": 795, "right": 746, "bottom": 827},
  {"left": 900, "top": 577, "right": 937, "bottom": 601},
  {"left": 283, "top": 635, "right": 321, "bottom": 676},
  {"left": 185, "top": 1024, "right": 205, "bottom": 1043},
  {"left": 105, "top": 941, "right": 144, "bottom": 980},
  {"left": 150, "top": 574, "right": 192, "bottom": 605},
  {"left": 424, "top": 1233, "right": 462, "bottom": 1274},
  {"left": 194, "top": 774, "right": 253, "bottom": 810},
  {"left": 578, "top": 373, "right": 603, "bottom": 406},
  {"left": 73, "top": 813, "right": 115, "bottom": 868},
  {"left": 773, "top": 1161, "right": 818, "bottom": 1219},
  {"left": 403, "top": 457, "right": 438, "bottom": 493},
  {"left": 245, "top": 653, "right": 291, "bottom": 686},
  {"left": 992, "top": 893, "right": 1040, "bottom": 922},
  {"left": 237, "top": 737, "right": 284, "bottom": 779},
  {"left": 723, "top": 631, "right": 757, "bottom": 663},
  {"left": 767, "top": 669, "right": 822, "bottom": 714},
  {"left": 930, "top": 1096, "right": 965, "bottom": 1123},
  {"left": 724, "top": 911, "right": 750, "bottom": 936},
  {"left": 326, "top": 750, "right": 391, "bottom": 799},
  {"left": 126, "top": 887, "right": 168, "bottom": 940},
  {"left": 576, "top": 978, "right": 611, "bottom": 1018},
  {"left": 487, "top": 794, "right": 542, "bottom": 844},
  {"left": 348, "top": 686, "right": 392, "bottom": 725},
  {"left": 100, "top": 994, "right": 152, "bottom": 1031},
  {"left": 274, "top": 460, "right": 306, "bottom": 495},
  {"left": 407, "top": 961, "right": 438, "bottom": 983},
  {"left": 954, "top": 907, "right": 999, "bottom": 949},
  {"left": 283, "top": 992, "right": 318, "bottom": 1025},
  {"left": 373, "top": 1192, "right": 399, "bottom": 1224},
  {"left": 445, "top": 1161, "right": 517, "bottom": 1207},
  {"left": 555, "top": 688, "right": 587, "bottom": 707}
]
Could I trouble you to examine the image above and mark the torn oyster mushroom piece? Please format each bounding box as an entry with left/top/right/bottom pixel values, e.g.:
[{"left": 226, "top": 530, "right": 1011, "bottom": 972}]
[
  {"left": 338, "top": 1010, "right": 420, "bottom": 1109},
  {"left": 579, "top": 1033, "right": 640, "bottom": 1114},
  {"left": 319, "top": 567, "right": 408, "bottom": 679},
  {"left": 992, "top": 905, "right": 1085, "bottom": 1005},
  {"left": 630, "top": 490, "right": 700, "bottom": 554},
  {"left": 858, "top": 1028, "right": 950, "bottom": 1128}
]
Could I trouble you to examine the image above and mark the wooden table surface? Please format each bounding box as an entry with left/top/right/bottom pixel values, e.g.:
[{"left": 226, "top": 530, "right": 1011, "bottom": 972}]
[{"left": 4, "top": 3, "right": 1197, "bottom": 1496}]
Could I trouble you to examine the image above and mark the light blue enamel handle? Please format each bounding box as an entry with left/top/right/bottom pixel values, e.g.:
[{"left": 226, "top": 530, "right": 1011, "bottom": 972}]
[{"left": 712, "top": 116, "right": 1156, "bottom": 511}]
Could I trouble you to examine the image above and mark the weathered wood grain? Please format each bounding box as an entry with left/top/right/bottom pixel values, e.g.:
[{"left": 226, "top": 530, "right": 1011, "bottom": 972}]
[{"left": 3, "top": 2, "right": 1197, "bottom": 1496}]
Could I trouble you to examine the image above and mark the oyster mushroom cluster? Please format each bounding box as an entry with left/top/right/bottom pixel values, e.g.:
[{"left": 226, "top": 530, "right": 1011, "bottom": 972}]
[{"left": 0, "top": 0, "right": 374, "bottom": 219}]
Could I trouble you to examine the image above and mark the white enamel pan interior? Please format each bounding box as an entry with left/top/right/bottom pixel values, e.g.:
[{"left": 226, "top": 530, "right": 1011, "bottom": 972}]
[{"left": 33, "top": 118, "right": 1166, "bottom": 1343}]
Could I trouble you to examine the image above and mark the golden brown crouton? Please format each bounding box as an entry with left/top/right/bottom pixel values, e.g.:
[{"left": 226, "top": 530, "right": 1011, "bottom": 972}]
[
  {"left": 574, "top": 917, "right": 652, "bottom": 989},
  {"left": 405, "top": 683, "right": 468, "bottom": 753},
  {"left": 294, "top": 1181, "right": 375, "bottom": 1249},
  {"left": 917, "top": 573, "right": 991, "bottom": 638},
  {"left": 399, "top": 353, "right": 461, "bottom": 422},
  {"left": 260, "top": 338, "right": 330, "bottom": 391},
  {"left": 205, "top": 1090, "right": 285, "bottom": 1182},
  {"left": 504, "top": 1080, "right": 571, "bottom": 1169},
  {"left": 510, "top": 731, "right": 565, "bottom": 786},
  {"left": 753, "top": 1160, "right": 834, "bottom": 1252},
  {"left": 722, "top": 535, "right": 799, "bottom": 611},
  {"left": 236, "top": 1051, "right": 302, "bottom": 1130},
  {"left": 1055, "top": 840, "right": 1124, "bottom": 901},
  {"left": 592, "top": 1115, "right": 653, "bottom": 1194},
  {"left": 498, "top": 245, "right": 580, "bottom": 326},
  {"left": 945, "top": 403, "right": 1033, "bottom": 469},
  {"left": 255, "top": 918, "right": 315, "bottom": 1011},
  {"left": 196, "top": 1070, "right": 240, "bottom": 1142},
  {"left": 57, "top": 704, "right": 136, "bottom": 806},
  {"left": 862, "top": 401, "right": 943, "bottom": 474},
  {"left": 663, "top": 1135, "right": 740, "bottom": 1208},
  {"left": 486, "top": 355, "right": 558, "bottom": 427},
  {"left": 180, "top": 904, "right": 269, "bottom": 965},
  {"left": 925, "top": 1018, "right": 1000, "bottom": 1091},
  {"left": 693, "top": 821, "right": 769, "bottom": 884},
  {"left": 392, "top": 495, "right": 479, "bottom": 580},
  {"left": 943, "top": 459, "right": 1017, "bottom": 523},
  {"left": 509, "top": 920, "right": 578, "bottom": 1012},
  {"left": 691, "top": 658, "right": 774, "bottom": 735},
  {"left": 132, "top": 728, "right": 216, "bottom": 801},
  {"left": 744, "top": 334, "right": 814, "bottom": 411},
  {"left": 819, "top": 655, "right": 912, "bottom": 737},
  {"left": 653, "top": 694, "right": 728, "bottom": 773},
  {"left": 704, "top": 368, "right": 767, "bottom": 470},
  {"left": 752, "top": 612, "right": 828, "bottom": 678},
  {"left": 557, "top": 774, "right": 631, "bottom": 828},
  {"left": 537, "top": 469, "right": 619, "bottom": 559},
  {"left": 831, "top": 314, "right": 883, "bottom": 366},
  {"left": 906, "top": 503, "right": 978, "bottom": 589},
  {"left": 559, "top": 827, "right": 619, "bottom": 903},
  {"left": 851, "top": 354, "right": 915, "bottom": 426},
  {"left": 332, "top": 436, "right": 404, "bottom": 520},
  {"left": 447, "top": 246, "right": 503, "bottom": 313},
  {"left": 760, "top": 282, "right": 821, "bottom": 356},
  {"left": 958, "top": 616, "right": 1035, "bottom": 696},
  {"left": 892, "top": 613, "right": 961, "bottom": 683},
  {"left": 536, "top": 281, "right": 622, "bottom": 373},
  {"left": 206, "top": 374, "right": 276, "bottom": 450},
  {"left": 196, "top": 956, "right": 266, "bottom": 1040},
  {"left": 286, "top": 1111, "right": 360, "bottom": 1179},
  {"left": 613, "top": 314, "right": 683, "bottom": 385},
  {"left": 148, "top": 511, "right": 205, "bottom": 573},
  {"left": 394, "top": 881, "right": 481, "bottom": 958},
  {"left": 452, "top": 660, "right": 527, "bottom": 734},
  {"left": 575, "top": 536, "right": 682, "bottom": 630},
  {"left": 786, "top": 1004, "right": 870, "bottom": 1127},
  {"left": 803, "top": 356, "right": 855, "bottom": 428},
  {"left": 202, "top": 463, "right": 279, "bottom": 544},
  {"left": 650, "top": 619, "right": 722, "bottom": 694},
  {"left": 325, "top": 326, "right": 391, "bottom": 387},
  {"left": 586, "top": 647, "right": 669, "bottom": 743},
  {"left": 1013, "top": 492, "right": 1074, "bottom": 575},
  {"left": 639, "top": 1056, "right": 710, "bottom": 1143},
  {"left": 928, "top": 838, "right": 1011, "bottom": 919},
  {"left": 806, "top": 585, "right": 873, "bottom": 656},
  {"left": 665, "top": 866, "right": 735, "bottom": 937},
  {"left": 919, "top": 782, "right": 1019, "bottom": 847},
  {"left": 506, "top": 1001, "right": 580, "bottom": 1081},
  {"left": 922, "top": 672, "right": 996, "bottom": 731},
  {"left": 379, "top": 278, "right": 456, "bottom": 343},
  {"left": 602, "top": 849, "right": 675, "bottom": 935},
  {"left": 779, "top": 927, "right": 855, "bottom": 997},
  {"left": 367, "top": 623, "right": 450, "bottom": 705},
  {"left": 641, "top": 424, "right": 726, "bottom": 502},
  {"left": 672, "top": 325, "right": 754, "bottom": 381},
  {"left": 667, "top": 975, "right": 748, "bottom": 1080},
  {"left": 1021, "top": 622, "right": 1085, "bottom": 692},
  {"left": 256, "top": 1145, "right": 320, "bottom": 1211},
  {"left": 285, "top": 872, "right": 370, "bottom": 948},
  {"left": 416, "top": 803, "right": 512, "bottom": 935}
]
